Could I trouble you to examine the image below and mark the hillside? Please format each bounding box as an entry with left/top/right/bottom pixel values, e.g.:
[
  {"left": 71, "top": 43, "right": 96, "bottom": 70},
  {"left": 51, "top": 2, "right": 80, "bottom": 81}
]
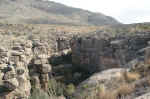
[{"left": 0, "top": 0, "right": 120, "bottom": 25}]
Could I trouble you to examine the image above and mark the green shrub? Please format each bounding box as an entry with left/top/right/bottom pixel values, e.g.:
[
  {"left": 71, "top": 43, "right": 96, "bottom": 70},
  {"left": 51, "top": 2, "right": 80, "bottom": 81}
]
[
  {"left": 48, "top": 78, "right": 65, "bottom": 96},
  {"left": 29, "top": 89, "right": 50, "bottom": 99},
  {"left": 65, "top": 83, "right": 75, "bottom": 96}
]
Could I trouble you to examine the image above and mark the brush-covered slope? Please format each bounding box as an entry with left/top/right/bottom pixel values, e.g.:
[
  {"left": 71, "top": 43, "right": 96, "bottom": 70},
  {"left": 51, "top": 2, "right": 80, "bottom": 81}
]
[{"left": 0, "top": 0, "right": 120, "bottom": 25}]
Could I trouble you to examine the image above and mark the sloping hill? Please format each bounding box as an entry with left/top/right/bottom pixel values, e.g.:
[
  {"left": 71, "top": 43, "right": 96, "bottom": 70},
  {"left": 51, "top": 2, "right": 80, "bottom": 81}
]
[{"left": 0, "top": 0, "right": 120, "bottom": 25}]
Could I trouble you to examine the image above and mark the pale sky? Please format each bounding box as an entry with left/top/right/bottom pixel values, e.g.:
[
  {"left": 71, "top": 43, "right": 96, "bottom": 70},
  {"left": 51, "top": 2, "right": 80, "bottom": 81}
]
[{"left": 49, "top": 0, "right": 150, "bottom": 24}]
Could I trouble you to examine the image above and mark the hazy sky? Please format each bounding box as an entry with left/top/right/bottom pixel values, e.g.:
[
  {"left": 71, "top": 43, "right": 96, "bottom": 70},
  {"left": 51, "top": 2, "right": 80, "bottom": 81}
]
[{"left": 50, "top": 0, "right": 150, "bottom": 24}]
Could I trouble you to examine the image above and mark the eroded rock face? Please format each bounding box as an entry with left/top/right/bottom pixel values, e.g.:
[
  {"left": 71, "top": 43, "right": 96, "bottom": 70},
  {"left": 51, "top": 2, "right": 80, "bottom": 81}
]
[
  {"left": 71, "top": 32, "right": 150, "bottom": 73},
  {"left": 30, "top": 58, "right": 52, "bottom": 91},
  {"left": 71, "top": 36, "right": 127, "bottom": 73},
  {"left": 29, "top": 40, "right": 52, "bottom": 91},
  {"left": 0, "top": 40, "right": 52, "bottom": 98},
  {"left": 56, "top": 37, "right": 70, "bottom": 51},
  {"left": 3, "top": 78, "right": 19, "bottom": 91},
  {"left": 0, "top": 43, "right": 31, "bottom": 98},
  {"left": 0, "top": 47, "right": 8, "bottom": 64}
]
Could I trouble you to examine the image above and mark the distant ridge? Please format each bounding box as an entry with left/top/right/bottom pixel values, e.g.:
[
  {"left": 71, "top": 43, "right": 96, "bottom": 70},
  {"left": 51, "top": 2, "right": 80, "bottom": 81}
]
[{"left": 0, "top": 0, "right": 120, "bottom": 25}]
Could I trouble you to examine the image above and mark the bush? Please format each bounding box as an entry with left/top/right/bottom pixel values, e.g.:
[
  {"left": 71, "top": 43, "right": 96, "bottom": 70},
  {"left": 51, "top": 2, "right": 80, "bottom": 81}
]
[
  {"left": 116, "top": 83, "right": 135, "bottom": 97},
  {"left": 47, "top": 79, "right": 76, "bottom": 98},
  {"left": 65, "top": 83, "right": 75, "bottom": 96},
  {"left": 29, "top": 89, "right": 50, "bottom": 99},
  {"left": 48, "top": 78, "right": 65, "bottom": 97}
]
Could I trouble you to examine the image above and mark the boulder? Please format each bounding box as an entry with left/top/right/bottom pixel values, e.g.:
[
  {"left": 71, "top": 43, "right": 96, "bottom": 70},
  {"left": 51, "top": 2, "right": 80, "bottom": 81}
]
[
  {"left": 0, "top": 64, "right": 8, "bottom": 70},
  {"left": 78, "top": 68, "right": 126, "bottom": 87},
  {"left": 135, "top": 92, "right": 150, "bottom": 99},
  {"left": 24, "top": 48, "right": 32, "bottom": 56},
  {"left": 12, "top": 46, "right": 22, "bottom": 51},
  {"left": 34, "top": 59, "right": 43, "bottom": 66},
  {"left": 127, "top": 56, "right": 144, "bottom": 68},
  {"left": 0, "top": 47, "right": 6, "bottom": 52},
  {"left": 15, "top": 61, "right": 26, "bottom": 67},
  {"left": 16, "top": 68, "right": 25, "bottom": 75},
  {"left": 40, "top": 74, "right": 49, "bottom": 83},
  {"left": 20, "top": 55, "right": 26, "bottom": 62},
  {"left": 38, "top": 64, "right": 51, "bottom": 74},
  {"left": 3, "top": 72, "right": 16, "bottom": 80},
  {"left": 73, "top": 68, "right": 127, "bottom": 98},
  {"left": 31, "top": 74, "right": 41, "bottom": 89},
  {"left": 3, "top": 67, "right": 16, "bottom": 80},
  {"left": 37, "top": 54, "right": 49, "bottom": 59},
  {"left": 0, "top": 72, "right": 4, "bottom": 82},
  {"left": 0, "top": 52, "right": 8, "bottom": 57},
  {"left": 25, "top": 40, "right": 32, "bottom": 48},
  {"left": 11, "top": 51, "right": 23, "bottom": 56},
  {"left": 3, "top": 78, "right": 19, "bottom": 91}
]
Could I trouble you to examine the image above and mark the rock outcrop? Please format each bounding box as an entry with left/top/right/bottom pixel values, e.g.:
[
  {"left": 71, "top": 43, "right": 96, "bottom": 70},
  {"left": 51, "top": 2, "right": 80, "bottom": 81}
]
[
  {"left": 71, "top": 32, "right": 150, "bottom": 73},
  {"left": 29, "top": 40, "right": 52, "bottom": 91},
  {"left": 0, "top": 41, "right": 32, "bottom": 99},
  {"left": 135, "top": 92, "right": 150, "bottom": 99},
  {"left": 73, "top": 68, "right": 127, "bottom": 98},
  {"left": 0, "top": 40, "right": 52, "bottom": 98}
]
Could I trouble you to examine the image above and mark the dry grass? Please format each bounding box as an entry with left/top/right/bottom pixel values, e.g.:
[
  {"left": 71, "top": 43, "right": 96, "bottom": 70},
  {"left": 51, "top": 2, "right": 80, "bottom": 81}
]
[
  {"left": 97, "top": 83, "right": 135, "bottom": 99},
  {"left": 116, "top": 83, "right": 135, "bottom": 96},
  {"left": 90, "top": 81, "right": 136, "bottom": 99},
  {"left": 85, "top": 84, "right": 118, "bottom": 99},
  {"left": 79, "top": 84, "right": 117, "bottom": 99},
  {"left": 98, "top": 90, "right": 117, "bottom": 99},
  {"left": 124, "top": 71, "right": 141, "bottom": 82}
]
